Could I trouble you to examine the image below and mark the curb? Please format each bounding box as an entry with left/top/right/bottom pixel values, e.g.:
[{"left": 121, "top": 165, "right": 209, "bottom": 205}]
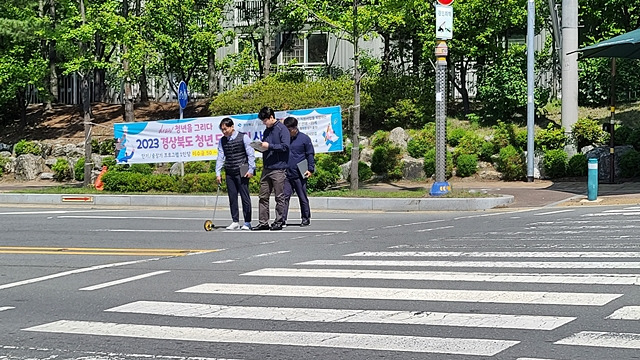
[{"left": 0, "top": 193, "right": 514, "bottom": 211}]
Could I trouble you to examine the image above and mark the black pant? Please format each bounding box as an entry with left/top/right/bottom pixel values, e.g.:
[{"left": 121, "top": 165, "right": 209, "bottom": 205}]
[
  {"left": 226, "top": 173, "right": 251, "bottom": 223},
  {"left": 283, "top": 176, "right": 310, "bottom": 222}
]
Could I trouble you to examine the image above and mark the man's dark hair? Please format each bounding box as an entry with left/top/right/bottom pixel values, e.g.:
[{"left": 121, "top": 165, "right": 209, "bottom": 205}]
[
  {"left": 283, "top": 116, "right": 298, "bottom": 129},
  {"left": 258, "top": 107, "right": 275, "bottom": 120},
  {"left": 219, "top": 117, "right": 233, "bottom": 129}
]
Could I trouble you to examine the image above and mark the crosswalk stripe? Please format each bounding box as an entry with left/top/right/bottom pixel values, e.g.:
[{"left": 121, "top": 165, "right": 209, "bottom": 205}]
[
  {"left": 22, "top": 320, "right": 520, "bottom": 356},
  {"left": 555, "top": 331, "right": 640, "bottom": 349},
  {"left": 177, "top": 283, "right": 621, "bottom": 306},
  {"left": 0, "top": 306, "right": 14, "bottom": 312},
  {"left": 344, "top": 251, "right": 640, "bottom": 258},
  {"left": 106, "top": 300, "right": 575, "bottom": 330},
  {"left": 297, "top": 259, "right": 640, "bottom": 269},
  {"left": 606, "top": 306, "right": 640, "bottom": 320},
  {"left": 242, "top": 267, "right": 640, "bottom": 286}
]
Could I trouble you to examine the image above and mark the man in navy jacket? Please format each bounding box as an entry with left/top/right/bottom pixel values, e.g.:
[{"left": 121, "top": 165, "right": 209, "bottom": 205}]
[
  {"left": 253, "top": 107, "right": 290, "bottom": 231},
  {"left": 282, "top": 116, "right": 315, "bottom": 227}
]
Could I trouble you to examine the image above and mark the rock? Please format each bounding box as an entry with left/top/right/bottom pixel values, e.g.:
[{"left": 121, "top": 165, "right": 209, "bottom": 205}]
[
  {"left": 14, "top": 154, "right": 46, "bottom": 181},
  {"left": 401, "top": 156, "right": 424, "bottom": 180},
  {"left": 389, "top": 127, "right": 408, "bottom": 150},
  {"left": 0, "top": 151, "right": 11, "bottom": 158},
  {"left": 477, "top": 161, "right": 502, "bottom": 180},
  {"left": 0, "top": 143, "right": 12, "bottom": 152},
  {"left": 40, "top": 172, "right": 54, "bottom": 180},
  {"left": 586, "top": 145, "right": 635, "bottom": 180},
  {"left": 360, "top": 148, "right": 374, "bottom": 163},
  {"left": 170, "top": 162, "right": 182, "bottom": 176},
  {"left": 339, "top": 161, "right": 351, "bottom": 181}
]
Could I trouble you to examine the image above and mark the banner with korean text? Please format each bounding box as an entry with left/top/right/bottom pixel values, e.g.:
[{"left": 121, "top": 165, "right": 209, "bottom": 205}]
[{"left": 113, "top": 106, "right": 343, "bottom": 164}]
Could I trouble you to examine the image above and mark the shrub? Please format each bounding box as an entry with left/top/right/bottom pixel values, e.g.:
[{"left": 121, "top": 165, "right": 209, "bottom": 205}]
[
  {"left": 315, "top": 153, "right": 341, "bottom": 174},
  {"left": 184, "top": 161, "right": 209, "bottom": 174},
  {"left": 614, "top": 125, "right": 633, "bottom": 146},
  {"left": 480, "top": 141, "right": 496, "bottom": 162},
  {"left": 177, "top": 173, "right": 218, "bottom": 193},
  {"left": 0, "top": 156, "right": 9, "bottom": 176},
  {"left": 543, "top": 149, "right": 568, "bottom": 179},
  {"left": 492, "top": 121, "right": 517, "bottom": 149},
  {"left": 102, "top": 156, "right": 117, "bottom": 170},
  {"left": 454, "top": 133, "right": 484, "bottom": 159},
  {"left": 447, "top": 128, "right": 467, "bottom": 147},
  {"left": 102, "top": 171, "right": 151, "bottom": 192},
  {"left": 74, "top": 157, "right": 85, "bottom": 181},
  {"left": 370, "top": 130, "right": 389, "bottom": 148},
  {"left": 535, "top": 123, "right": 567, "bottom": 152},
  {"left": 307, "top": 167, "right": 339, "bottom": 192},
  {"left": 148, "top": 174, "right": 178, "bottom": 192},
  {"left": 620, "top": 150, "right": 640, "bottom": 178},
  {"left": 371, "top": 144, "right": 402, "bottom": 175},
  {"left": 567, "top": 153, "right": 588, "bottom": 177},
  {"left": 627, "top": 128, "right": 640, "bottom": 150},
  {"left": 456, "top": 154, "right": 478, "bottom": 178},
  {"left": 348, "top": 161, "right": 373, "bottom": 182},
  {"left": 514, "top": 128, "right": 528, "bottom": 150},
  {"left": 14, "top": 140, "right": 42, "bottom": 156},
  {"left": 423, "top": 148, "right": 453, "bottom": 178},
  {"left": 99, "top": 139, "right": 116, "bottom": 155},
  {"left": 129, "top": 163, "right": 154, "bottom": 175},
  {"left": 571, "top": 117, "right": 608, "bottom": 150},
  {"left": 406, "top": 124, "right": 436, "bottom": 158},
  {"left": 209, "top": 76, "right": 356, "bottom": 118},
  {"left": 51, "top": 158, "right": 71, "bottom": 181},
  {"left": 361, "top": 74, "right": 435, "bottom": 130},
  {"left": 496, "top": 145, "right": 526, "bottom": 181}
]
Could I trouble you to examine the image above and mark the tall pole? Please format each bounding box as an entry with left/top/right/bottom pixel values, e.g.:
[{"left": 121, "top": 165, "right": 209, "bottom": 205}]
[
  {"left": 561, "top": 0, "right": 578, "bottom": 156},
  {"left": 609, "top": 58, "right": 616, "bottom": 184},
  {"left": 350, "top": 0, "right": 360, "bottom": 191},
  {"left": 526, "top": 0, "right": 535, "bottom": 182},
  {"left": 429, "top": 39, "right": 451, "bottom": 196},
  {"left": 263, "top": 0, "right": 270, "bottom": 77}
]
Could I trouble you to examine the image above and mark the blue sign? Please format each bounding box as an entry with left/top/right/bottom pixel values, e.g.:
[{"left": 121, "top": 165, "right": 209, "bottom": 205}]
[{"left": 178, "top": 81, "right": 188, "bottom": 109}]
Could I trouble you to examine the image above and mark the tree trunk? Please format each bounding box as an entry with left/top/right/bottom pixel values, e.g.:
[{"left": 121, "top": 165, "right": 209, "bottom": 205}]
[
  {"left": 381, "top": 32, "right": 390, "bottom": 75},
  {"left": 80, "top": 0, "right": 92, "bottom": 187},
  {"left": 122, "top": 0, "right": 134, "bottom": 122},
  {"left": 208, "top": 50, "right": 218, "bottom": 97},
  {"left": 17, "top": 89, "right": 27, "bottom": 130},
  {"left": 47, "top": 0, "right": 58, "bottom": 108},
  {"left": 139, "top": 65, "right": 149, "bottom": 103},
  {"left": 350, "top": 0, "right": 360, "bottom": 191},
  {"left": 263, "top": 0, "right": 270, "bottom": 78}
]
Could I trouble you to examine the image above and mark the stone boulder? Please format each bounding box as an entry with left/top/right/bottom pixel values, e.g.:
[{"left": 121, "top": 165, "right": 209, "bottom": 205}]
[
  {"left": 586, "top": 145, "right": 635, "bottom": 180},
  {"left": 401, "top": 156, "right": 425, "bottom": 180},
  {"left": 389, "top": 127, "right": 408, "bottom": 150},
  {"left": 51, "top": 143, "right": 84, "bottom": 158},
  {"left": 360, "top": 147, "right": 374, "bottom": 163},
  {"left": 14, "top": 154, "right": 46, "bottom": 181},
  {"left": 0, "top": 143, "right": 11, "bottom": 152},
  {"left": 339, "top": 161, "right": 351, "bottom": 181}
]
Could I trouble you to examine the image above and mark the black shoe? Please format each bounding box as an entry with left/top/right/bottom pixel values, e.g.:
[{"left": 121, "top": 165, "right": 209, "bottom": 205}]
[
  {"left": 270, "top": 222, "right": 283, "bottom": 231},
  {"left": 301, "top": 219, "right": 310, "bottom": 227},
  {"left": 252, "top": 223, "right": 270, "bottom": 231}
]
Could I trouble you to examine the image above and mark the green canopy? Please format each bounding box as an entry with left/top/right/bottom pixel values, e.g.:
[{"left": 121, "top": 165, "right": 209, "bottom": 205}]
[{"left": 577, "top": 28, "right": 640, "bottom": 58}]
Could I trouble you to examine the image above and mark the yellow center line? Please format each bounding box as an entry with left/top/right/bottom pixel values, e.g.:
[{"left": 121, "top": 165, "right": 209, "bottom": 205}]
[{"left": 0, "top": 247, "right": 220, "bottom": 256}]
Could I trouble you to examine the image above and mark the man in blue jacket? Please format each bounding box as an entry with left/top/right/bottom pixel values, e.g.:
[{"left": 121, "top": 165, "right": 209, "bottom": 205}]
[
  {"left": 253, "top": 107, "right": 290, "bottom": 231},
  {"left": 282, "top": 116, "right": 315, "bottom": 227}
]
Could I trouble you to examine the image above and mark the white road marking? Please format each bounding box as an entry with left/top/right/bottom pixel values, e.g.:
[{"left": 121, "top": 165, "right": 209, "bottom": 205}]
[
  {"left": 247, "top": 251, "right": 291, "bottom": 258},
  {"left": 90, "top": 229, "right": 203, "bottom": 233},
  {"left": 555, "top": 331, "right": 640, "bottom": 349},
  {"left": 0, "top": 210, "right": 130, "bottom": 216},
  {"left": 534, "top": 209, "right": 575, "bottom": 216},
  {"left": 178, "top": 283, "right": 621, "bottom": 306},
  {"left": 607, "top": 306, "right": 640, "bottom": 320},
  {"left": 0, "top": 258, "right": 160, "bottom": 290},
  {"left": 212, "top": 259, "right": 236, "bottom": 264},
  {"left": 79, "top": 270, "right": 170, "bottom": 291},
  {"left": 416, "top": 226, "right": 454, "bottom": 233},
  {"left": 584, "top": 212, "right": 640, "bottom": 216},
  {"left": 243, "top": 267, "right": 640, "bottom": 286},
  {"left": 345, "top": 251, "right": 640, "bottom": 258},
  {"left": 297, "top": 259, "right": 640, "bottom": 269},
  {"left": 0, "top": 306, "right": 15, "bottom": 312},
  {"left": 107, "top": 300, "right": 574, "bottom": 330},
  {"left": 23, "top": 320, "right": 519, "bottom": 356},
  {"left": 0, "top": 344, "right": 239, "bottom": 360}
]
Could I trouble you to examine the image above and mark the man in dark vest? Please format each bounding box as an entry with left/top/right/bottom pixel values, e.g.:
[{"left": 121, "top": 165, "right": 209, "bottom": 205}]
[{"left": 215, "top": 117, "right": 255, "bottom": 230}]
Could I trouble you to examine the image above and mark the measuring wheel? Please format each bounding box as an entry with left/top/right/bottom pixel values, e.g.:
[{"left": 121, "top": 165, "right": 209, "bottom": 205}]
[{"left": 204, "top": 220, "right": 214, "bottom": 231}]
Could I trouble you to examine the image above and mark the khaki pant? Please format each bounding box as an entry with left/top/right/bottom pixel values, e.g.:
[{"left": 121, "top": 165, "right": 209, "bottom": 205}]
[{"left": 258, "top": 168, "right": 286, "bottom": 225}]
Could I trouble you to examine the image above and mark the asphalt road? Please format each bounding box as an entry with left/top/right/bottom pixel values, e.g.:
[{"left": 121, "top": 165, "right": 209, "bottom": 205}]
[{"left": 2, "top": 204, "right": 640, "bottom": 359}]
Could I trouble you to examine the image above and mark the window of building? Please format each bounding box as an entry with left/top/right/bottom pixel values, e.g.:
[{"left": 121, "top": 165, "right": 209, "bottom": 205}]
[{"left": 280, "top": 33, "right": 328, "bottom": 65}]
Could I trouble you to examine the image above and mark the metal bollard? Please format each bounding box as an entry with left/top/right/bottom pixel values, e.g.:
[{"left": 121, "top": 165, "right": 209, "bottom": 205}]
[{"left": 587, "top": 158, "right": 598, "bottom": 201}]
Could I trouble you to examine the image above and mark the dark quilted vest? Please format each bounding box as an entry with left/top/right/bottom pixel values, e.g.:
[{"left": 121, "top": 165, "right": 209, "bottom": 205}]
[{"left": 221, "top": 132, "right": 248, "bottom": 175}]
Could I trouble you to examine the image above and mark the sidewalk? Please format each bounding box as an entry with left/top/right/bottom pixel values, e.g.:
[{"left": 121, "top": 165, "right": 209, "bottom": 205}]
[{"left": 0, "top": 178, "right": 639, "bottom": 211}]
